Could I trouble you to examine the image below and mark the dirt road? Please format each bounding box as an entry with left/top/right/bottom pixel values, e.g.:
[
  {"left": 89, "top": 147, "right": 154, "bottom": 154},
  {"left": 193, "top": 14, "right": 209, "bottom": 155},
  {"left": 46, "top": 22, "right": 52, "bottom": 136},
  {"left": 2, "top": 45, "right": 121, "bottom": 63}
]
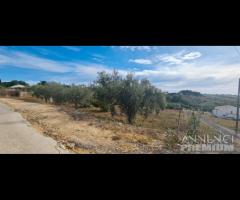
[
  {"left": 200, "top": 115, "right": 240, "bottom": 152},
  {"left": 200, "top": 115, "right": 239, "bottom": 137},
  {"left": 0, "top": 102, "right": 69, "bottom": 154}
]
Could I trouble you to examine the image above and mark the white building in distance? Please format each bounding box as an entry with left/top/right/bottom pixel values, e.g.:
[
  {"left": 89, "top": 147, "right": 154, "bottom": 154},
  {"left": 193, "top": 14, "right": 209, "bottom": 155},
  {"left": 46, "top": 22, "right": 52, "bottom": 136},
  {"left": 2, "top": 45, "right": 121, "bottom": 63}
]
[{"left": 212, "top": 105, "right": 239, "bottom": 120}]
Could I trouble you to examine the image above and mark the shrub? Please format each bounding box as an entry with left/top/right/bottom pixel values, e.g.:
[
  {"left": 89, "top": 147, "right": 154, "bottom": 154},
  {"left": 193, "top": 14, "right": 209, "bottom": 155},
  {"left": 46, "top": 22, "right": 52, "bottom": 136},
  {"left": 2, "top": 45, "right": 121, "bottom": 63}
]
[
  {"left": 32, "top": 82, "right": 93, "bottom": 107},
  {"left": 67, "top": 85, "right": 92, "bottom": 108},
  {"left": 0, "top": 87, "right": 7, "bottom": 97},
  {"left": 187, "top": 112, "right": 200, "bottom": 138}
]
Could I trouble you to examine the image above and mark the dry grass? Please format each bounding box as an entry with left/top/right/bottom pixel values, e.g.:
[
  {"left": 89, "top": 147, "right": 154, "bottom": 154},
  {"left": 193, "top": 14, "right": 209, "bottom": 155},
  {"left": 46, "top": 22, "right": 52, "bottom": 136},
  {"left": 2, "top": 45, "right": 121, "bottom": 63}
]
[
  {"left": 215, "top": 118, "right": 236, "bottom": 130},
  {"left": 0, "top": 97, "right": 220, "bottom": 154},
  {"left": 0, "top": 97, "right": 165, "bottom": 153},
  {"left": 206, "top": 114, "right": 236, "bottom": 130}
]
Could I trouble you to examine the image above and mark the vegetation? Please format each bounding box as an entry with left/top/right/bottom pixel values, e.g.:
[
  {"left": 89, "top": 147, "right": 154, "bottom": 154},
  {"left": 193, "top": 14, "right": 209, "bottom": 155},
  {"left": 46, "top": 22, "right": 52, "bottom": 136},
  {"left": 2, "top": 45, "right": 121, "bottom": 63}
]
[
  {"left": 0, "top": 80, "right": 29, "bottom": 87},
  {"left": 187, "top": 112, "right": 200, "bottom": 138},
  {"left": 118, "top": 76, "right": 166, "bottom": 123},
  {"left": 30, "top": 71, "right": 166, "bottom": 124},
  {"left": 67, "top": 85, "right": 92, "bottom": 108},
  {"left": 2, "top": 73, "right": 238, "bottom": 125},
  {"left": 118, "top": 74, "right": 146, "bottom": 124},
  {"left": 92, "top": 70, "right": 122, "bottom": 115},
  {"left": 31, "top": 82, "right": 92, "bottom": 107},
  {"left": 167, "top": 90, "right": 237, "bottom": 111}
]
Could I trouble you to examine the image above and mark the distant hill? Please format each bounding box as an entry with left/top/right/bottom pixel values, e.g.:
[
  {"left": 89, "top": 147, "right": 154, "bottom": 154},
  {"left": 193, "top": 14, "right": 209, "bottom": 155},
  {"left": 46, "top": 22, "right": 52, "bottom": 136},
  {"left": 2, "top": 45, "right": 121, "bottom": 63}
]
[
  {"left": 178, "top": 90, "right": 202, "bottom": 96},
  {"left": 166, "top": 90, "right": 237, "bottom": 111}
]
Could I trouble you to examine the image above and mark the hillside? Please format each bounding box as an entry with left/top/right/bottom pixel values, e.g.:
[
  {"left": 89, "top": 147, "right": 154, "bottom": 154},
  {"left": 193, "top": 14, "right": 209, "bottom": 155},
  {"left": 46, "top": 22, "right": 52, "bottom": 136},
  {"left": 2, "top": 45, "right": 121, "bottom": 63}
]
[{"left": 167, "top": 90, "right": 237, "bottom": 111}]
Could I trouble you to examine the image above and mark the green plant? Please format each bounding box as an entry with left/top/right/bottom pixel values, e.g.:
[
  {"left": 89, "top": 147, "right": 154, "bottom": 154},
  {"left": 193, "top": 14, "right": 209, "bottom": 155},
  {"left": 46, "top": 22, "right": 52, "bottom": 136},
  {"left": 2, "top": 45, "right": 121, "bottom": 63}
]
[
  {"left": 93, "top": 70, "right": 122, "bottom": 116},
  {"left": 163, "top": 129, "right": 181, "bottom": 152},
  {"left": 187, "top": 111, "right": 200, "bottom": 137},
  {"left": 118, "top": 74, "right": 144, "bottom": 124},
  {"left": 66, "top": 85, "right": 92, "bottom": 108}
]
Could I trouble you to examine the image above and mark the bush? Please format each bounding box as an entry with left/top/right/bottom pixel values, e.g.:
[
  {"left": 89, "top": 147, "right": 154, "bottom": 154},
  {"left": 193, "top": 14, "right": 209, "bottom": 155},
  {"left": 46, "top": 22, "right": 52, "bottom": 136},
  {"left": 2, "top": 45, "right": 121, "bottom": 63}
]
[
  {"left": 32, "top": 82, "right": 93, "bottom": 107},
  {"left": 31, "top": 84, "right": 52, "bottom": 103},
  {"left": 187, "top": 112, "right": 200, "bottom": 138},
  {"left": 0, "top": 87, "right": 7, "bottom": 97},
  {"left": 163, "top": 129, "right": 181, "bottom": 152},
  {"left": 48, "top": 83, "right": 68, "bottom": 105},
  {"left": 67, "top": 85, "right": 92, "bottom": 108}
]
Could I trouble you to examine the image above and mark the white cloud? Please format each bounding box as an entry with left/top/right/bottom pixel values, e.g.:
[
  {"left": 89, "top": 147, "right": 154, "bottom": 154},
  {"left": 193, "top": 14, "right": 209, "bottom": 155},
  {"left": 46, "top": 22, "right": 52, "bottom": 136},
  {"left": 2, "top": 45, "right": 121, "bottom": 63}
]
[
  {"left": 1, "top": 47, "right": 239, "bottom": 94},
  {"left": 133, "top": 61, "right": 240, "bottom": 94},
  {"left": 182, "top": 52, "right": 202, "bottom": 60},
  {"left": 119, "top": 46, "right": 152, "bottom": 51},
  {"left": 92, "top": 54, "right": 106, "bottom": 59},
  {"left": 129, "top": 59, "right": 152, "bottom": 65},
  {"left": 128, "top": 51, "right": 202, "bottom": 66},
  {"left": 0, "top": 50, "right": 72, "bottom": 73},
  {"left": 91, "top": 54, "right": 106, "bottom": 63},
  {"left": 0, "top": 49, "right": 115, "bottom": 76},
  {"left": 62, "top": 46, "right": 81, "bottom": 52},
  {"left": 157, "top": 55, "right": 183, "bottom": 65},
  {"left": 156, "top": 51, "right": 202, "bottom": 65}
]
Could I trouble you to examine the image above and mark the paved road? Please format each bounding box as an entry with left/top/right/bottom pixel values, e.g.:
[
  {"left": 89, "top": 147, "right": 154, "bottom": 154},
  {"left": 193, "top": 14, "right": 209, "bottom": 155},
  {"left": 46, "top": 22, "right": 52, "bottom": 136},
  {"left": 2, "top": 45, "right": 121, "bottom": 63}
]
[{"left": 0, "top": 102, "right": 69, "bottom": 154}]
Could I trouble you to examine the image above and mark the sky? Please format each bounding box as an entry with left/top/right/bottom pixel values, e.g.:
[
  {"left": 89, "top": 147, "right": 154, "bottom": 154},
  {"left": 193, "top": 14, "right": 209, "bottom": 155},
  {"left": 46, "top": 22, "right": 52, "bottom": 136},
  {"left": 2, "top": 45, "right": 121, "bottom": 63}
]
[{"left": 1, "top": 46, "right": 240, "bottom": 94}]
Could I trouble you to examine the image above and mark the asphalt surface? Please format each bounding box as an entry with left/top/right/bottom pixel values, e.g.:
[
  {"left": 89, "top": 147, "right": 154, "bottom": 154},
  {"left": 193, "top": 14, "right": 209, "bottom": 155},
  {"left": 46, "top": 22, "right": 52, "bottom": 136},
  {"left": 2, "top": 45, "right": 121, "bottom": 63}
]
[{"left": 0, "top": 102, "right": 69, "bottom": 154}]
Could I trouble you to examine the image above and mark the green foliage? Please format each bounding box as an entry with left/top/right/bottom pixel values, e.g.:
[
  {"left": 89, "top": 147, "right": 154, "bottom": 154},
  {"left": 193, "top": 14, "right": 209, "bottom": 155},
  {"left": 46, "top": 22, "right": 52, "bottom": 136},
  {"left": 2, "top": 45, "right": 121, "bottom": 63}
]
[
  {"left": 140, "top": 79, "right": 166, "bottom": 118},
  {"left": 47, "top": 82, "right": 69, "bottom": 105},
  {"left": 93, "top": 70, "right": 122, "bottom": 115},
  {"left": 30, "top": 71, "right": 166, "bottom": 124},
  {"left": 163, "top": 129, "right": 181, "bottom": 152},
  {"left": 0, "top": 86, "right": 7, "bottom": 96},
  {"left": 0, "top": 80, "right": 29, "bottom": 87},
  {"left": 167, "top": 91, "right": 238, "bottom": 111},
  {"left": 118, "top": 74, "right": 145, "bottom": 124},
  {"left": 178, "top": 90, "right": 202, "bottom": 96},
  {"left": 31, "top": 84, "right": 52, "bottom": 103},
  {"left": 117, "top": 74, "right": 166, "bottom": 124},
  {"left": 187, "top": 112, "right": 200, "bottom": 137},
  {"left": 32, "top": 82, "right": 92, "bottom": 107},
  {"left": 66, "top": 85, "right": 92, "bottom": 108},
  {"left": 92, "top": 71, "right": 166, "bottom": 124}
]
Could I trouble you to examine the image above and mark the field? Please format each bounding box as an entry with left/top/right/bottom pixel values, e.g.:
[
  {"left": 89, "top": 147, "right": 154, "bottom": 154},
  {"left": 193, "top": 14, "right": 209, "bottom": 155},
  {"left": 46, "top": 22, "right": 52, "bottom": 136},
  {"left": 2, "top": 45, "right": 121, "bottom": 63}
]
[
  {"left": 205, "top": 114, "right": 236, "bottom": 131},
  {"left": 215, "top": 118, "right": 236, "bottom": 130},
  {"left": 0, "top": 96, "right": 218, "bottom": 154}
]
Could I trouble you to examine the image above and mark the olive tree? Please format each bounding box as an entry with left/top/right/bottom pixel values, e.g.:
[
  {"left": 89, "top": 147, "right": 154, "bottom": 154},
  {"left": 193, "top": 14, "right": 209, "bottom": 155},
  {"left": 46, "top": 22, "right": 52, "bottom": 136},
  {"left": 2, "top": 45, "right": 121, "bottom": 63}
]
[
  {"left": 93, "top": 70, "right": 122, "bottom": 116},
  {"left": 118, "top": 74, "right": 144, "bottom": 124},
  {"left": 67, "top": 85, "right": 92, "bottom": 108},
  {"left": 31, "top": 84, "right": 51, "bottom": 103}
]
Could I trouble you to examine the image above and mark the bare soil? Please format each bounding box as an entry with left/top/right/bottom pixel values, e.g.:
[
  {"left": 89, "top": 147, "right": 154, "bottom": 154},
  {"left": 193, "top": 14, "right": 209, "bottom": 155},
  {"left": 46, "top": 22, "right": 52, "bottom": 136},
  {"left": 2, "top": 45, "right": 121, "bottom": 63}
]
[{"left": 0, "top": 97, "right": 166, "bottom": 153}]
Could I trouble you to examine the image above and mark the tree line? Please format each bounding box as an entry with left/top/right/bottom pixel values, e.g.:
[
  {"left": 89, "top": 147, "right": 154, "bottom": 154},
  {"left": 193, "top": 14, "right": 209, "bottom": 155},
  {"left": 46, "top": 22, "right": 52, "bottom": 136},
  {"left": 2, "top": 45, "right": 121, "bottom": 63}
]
[
  {"left": 31, "top": 71, "right": 166, "bottom": 124},
  {"left": 0, "top": 80, "right": 29, "bottom": 87}
]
